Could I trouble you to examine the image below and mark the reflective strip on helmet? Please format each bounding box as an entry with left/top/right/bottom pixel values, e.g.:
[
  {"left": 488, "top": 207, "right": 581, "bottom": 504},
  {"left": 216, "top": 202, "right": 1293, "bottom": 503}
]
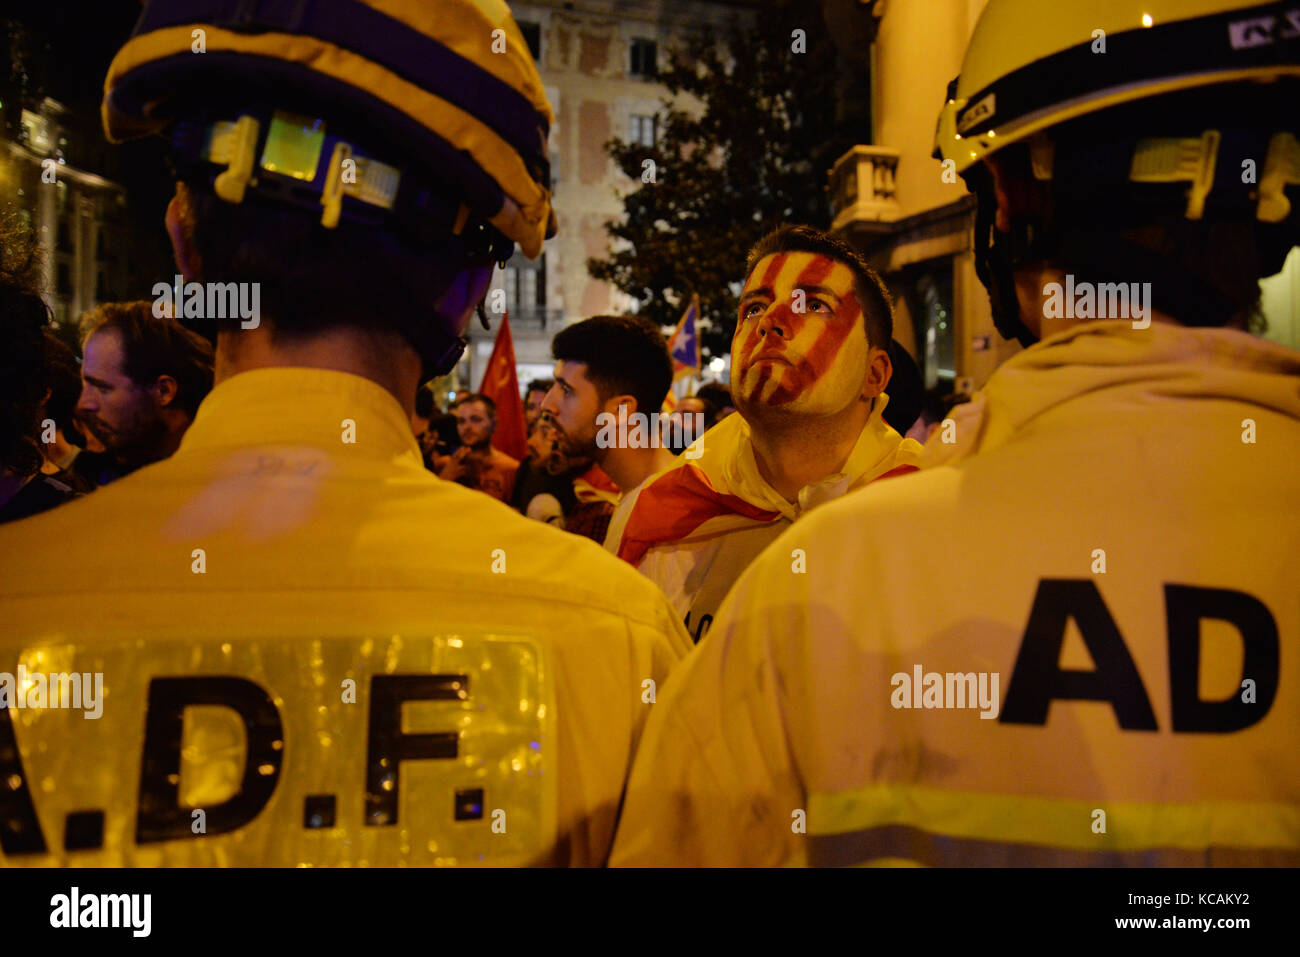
[
  {"left": 256, "top": 111, "right": 326, "bottom": 182},
  {"left": 1258, "top": 131, "right": 1300, "bottom": 221},
  {"left": 1129, "top": 131, "right": 1223, "bottom": 219},
  {"left": 807, "top": 783, "right": 1300, "bottom": 867}
]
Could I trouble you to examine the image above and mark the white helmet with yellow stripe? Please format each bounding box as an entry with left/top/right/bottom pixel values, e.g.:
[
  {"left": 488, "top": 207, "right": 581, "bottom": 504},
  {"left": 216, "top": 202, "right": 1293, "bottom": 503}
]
[{"left": 935, "top": 0, "right": 1300, "bottom": 344}]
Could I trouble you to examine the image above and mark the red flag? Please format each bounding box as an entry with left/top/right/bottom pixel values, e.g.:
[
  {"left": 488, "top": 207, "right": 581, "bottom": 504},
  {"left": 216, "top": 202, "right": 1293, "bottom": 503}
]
[{"left": 478, "top": 313, "right": 528, "bottom": 461}]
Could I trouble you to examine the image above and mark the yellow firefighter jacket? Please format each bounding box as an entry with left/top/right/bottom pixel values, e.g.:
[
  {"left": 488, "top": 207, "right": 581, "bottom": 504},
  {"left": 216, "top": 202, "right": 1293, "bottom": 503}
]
[
  {"left": 610, "top": 320, "right": 1300, "bottom": 866},
  {"left": 0, "top": 368, "right": 690, "bottom": 867}
]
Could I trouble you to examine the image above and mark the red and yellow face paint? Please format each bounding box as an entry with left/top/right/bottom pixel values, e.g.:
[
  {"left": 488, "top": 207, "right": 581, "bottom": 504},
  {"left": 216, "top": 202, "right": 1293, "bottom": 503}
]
[{"left": 732, "top": 252, "right": 868, "bottom": 414}]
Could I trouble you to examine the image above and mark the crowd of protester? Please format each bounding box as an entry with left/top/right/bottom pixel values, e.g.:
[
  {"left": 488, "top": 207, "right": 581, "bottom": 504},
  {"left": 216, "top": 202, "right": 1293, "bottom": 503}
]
[
  {"left": 0, "top": 212, "right": 978, "bottom": 549},
  {"left": 0, "top": 231, "right": 216, "bottom": 525},
  {"left": 1, "top": 206, "right": 968, "bottom": 635}
]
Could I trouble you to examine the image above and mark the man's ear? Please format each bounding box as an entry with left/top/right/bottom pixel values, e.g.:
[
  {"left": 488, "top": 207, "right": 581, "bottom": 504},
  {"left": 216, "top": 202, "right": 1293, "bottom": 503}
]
[
  {"left": 153, "top": 374, "right": 181, "bottom": 409},
  {"left": 862, "top": 346, "right": 893, "bottom": 400},
  {"left": 166, "top": 183, "right": 203, "bottom": 281},
  {"left": 606, "top": 394, "right": 639, "bottom": 419}
]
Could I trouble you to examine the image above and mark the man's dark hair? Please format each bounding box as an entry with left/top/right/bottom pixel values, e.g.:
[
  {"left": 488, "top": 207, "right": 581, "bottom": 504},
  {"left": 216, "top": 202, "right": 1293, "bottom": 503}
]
[
  {"left": 42, "top": 331, "right": 86, "bottom": 449},
  {"left": 526, "top": 378, "right": 553, "bottom": 396},
  {"left": 0, "top": 213, "right": 53, "bottom": 477},
  {"left": 745, "top": 224, "right": 894, "bottom": 349},
  {"left": 694, "top": 382, "right": 733, "bottom": 427},
  {"left": 881, "top": 342, "right": 923, "bottom": 434},
  {"left": 551, "top": 315, "right": 673, "bottom": 418},
  {"left": 179, "top": 183, "right": 468, "bottom": 348},
  {"left": 80, "top": 301, "right": 215, "bottom": 417},
  {"left": 451, "top": 391, "right": 496, "bottom": 418}
]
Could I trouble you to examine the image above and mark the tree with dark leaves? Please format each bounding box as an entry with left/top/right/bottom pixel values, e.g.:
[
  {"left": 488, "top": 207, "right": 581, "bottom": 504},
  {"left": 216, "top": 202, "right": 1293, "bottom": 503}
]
[{"left": 588, "top": 7, "right": 861, "bottom": 358}]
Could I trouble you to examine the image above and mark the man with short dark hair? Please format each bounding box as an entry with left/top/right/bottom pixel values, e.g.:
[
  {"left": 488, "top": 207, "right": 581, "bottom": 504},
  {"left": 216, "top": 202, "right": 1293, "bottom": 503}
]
[
  {"left": 606, "top": 224, "right": 922, "bottom": 642},
  {"left": 541, "top": 314, "right": 678, "bottom": 495},
  {"left": 73, "top": 300, "right": 213, "bottom": 486},
  {"left": 436, "top": 392, "right": 519, "bottom": 503}
]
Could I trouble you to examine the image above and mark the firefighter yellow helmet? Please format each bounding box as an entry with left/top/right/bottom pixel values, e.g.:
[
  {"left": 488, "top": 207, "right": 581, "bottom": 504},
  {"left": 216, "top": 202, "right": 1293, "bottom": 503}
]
[
  {"left": 935, "top": 0, "right": 1300, "bottom": 176},
  {"left": 935, "top": 0, "right": 1300, "bottom": 345},
  {"left": 102, "top": 0, "right": 556, "bottom": 260}
]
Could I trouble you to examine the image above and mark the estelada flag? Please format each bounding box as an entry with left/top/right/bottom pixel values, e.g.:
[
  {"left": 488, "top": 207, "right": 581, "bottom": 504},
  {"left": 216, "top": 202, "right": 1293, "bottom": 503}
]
[
  {"left": 667, "top": 294, "right": 701, "bottom": 381},
  {"left": 478, "top": 312, "right": 528, "bottom": 461}
]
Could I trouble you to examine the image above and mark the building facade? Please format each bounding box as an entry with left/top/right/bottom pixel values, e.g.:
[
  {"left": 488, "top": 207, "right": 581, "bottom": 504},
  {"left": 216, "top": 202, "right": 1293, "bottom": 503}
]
[
  {"left": 461, "top": 0, "right": 751, "bottom": 391},
  {"left": 1, "top": 97, "right": 130, "bottom": 330},
  {"left": 829, "top": 0, "right": 1007, "bottom": 396}
]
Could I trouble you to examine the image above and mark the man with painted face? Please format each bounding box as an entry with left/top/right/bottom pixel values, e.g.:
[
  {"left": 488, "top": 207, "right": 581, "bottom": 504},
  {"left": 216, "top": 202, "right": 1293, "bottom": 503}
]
[
  {"left": 0, "top": 0, "right": 690, "bottom": 868},
  {"left": 606, "top": 225, "right": 922, "bottom": 643}
]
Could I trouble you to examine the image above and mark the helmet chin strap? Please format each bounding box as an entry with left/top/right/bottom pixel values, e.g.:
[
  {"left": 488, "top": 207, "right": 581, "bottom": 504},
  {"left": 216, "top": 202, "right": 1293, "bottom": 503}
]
[
  {"left": 423, "top": 336, "right": 469, "bottom": 380},
  {"left": 407, "top": 251, "right": 502, "bottom": 380},
  {"left": 972, "top": 175, "right": 1039, "bottom": 348}
]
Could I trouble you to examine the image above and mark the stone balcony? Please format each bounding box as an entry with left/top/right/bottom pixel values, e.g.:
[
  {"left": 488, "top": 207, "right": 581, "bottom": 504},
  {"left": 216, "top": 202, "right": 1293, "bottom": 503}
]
[{"left": 829, "top": 145, "right": 901, "bottom": 234}]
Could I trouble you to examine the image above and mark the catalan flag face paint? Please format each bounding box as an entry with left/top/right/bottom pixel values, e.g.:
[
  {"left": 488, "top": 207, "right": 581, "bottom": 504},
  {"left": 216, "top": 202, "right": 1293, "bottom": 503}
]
[{"left": 733, "top": 252, "right": 868, "bottom": 414}]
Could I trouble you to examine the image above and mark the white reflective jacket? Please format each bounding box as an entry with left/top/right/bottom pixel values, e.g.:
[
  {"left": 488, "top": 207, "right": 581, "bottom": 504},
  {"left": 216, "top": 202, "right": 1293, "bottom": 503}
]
[{"left": 612, "top": 321, "right": 1300, "bottom": 867}]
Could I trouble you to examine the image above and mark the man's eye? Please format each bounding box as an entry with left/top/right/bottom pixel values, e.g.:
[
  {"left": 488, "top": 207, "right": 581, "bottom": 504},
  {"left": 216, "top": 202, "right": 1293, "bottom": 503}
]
[
  {"left": 743, "top": 302, "right": 764, "bottom": 318},
  {"left": 809, "top": 298, "right": 828, "bottom": 312}
]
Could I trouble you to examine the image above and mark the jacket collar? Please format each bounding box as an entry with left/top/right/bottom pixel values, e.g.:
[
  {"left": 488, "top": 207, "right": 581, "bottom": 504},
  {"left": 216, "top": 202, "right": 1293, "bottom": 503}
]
[
  {"left": 710, "top": 391, "right": 915, "bottom": 521},
  {"left": 179, "top": 367, "right": 422, "bottom": 464},
  {"left": 922, "top": 320, "right": 1300, "bottom": 467}
]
